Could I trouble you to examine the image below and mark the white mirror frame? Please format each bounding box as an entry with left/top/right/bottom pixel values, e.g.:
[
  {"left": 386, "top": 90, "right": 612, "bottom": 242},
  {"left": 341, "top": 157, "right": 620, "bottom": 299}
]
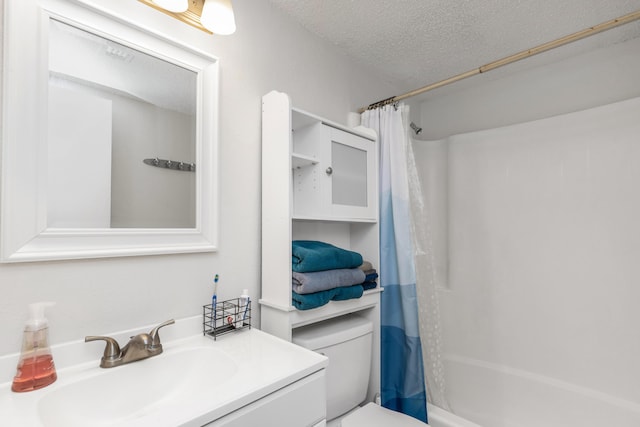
[{"left": 1, "top": 0, "right": 219, "bottom": 262}]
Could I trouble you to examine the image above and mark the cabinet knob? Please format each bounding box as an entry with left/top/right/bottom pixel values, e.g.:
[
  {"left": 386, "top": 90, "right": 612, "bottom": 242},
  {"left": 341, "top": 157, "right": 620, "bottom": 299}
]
[{"left": 325, "top": 166, "right": 333, "bottom": 175}]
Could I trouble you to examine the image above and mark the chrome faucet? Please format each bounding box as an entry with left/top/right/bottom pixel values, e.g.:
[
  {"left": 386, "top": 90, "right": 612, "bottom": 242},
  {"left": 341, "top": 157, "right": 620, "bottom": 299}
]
[{"left": 85, "top": 319, "right": 175, "bottom": 368}]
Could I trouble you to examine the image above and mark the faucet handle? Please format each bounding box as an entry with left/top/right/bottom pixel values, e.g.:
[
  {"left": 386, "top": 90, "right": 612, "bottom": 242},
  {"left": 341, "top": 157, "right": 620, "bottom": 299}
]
[
  {"left": 148, "top": 319, "right": 175, "bottom": 350},
  {"left": 85, "top": 336, "right": 121, "bottom": 366}
]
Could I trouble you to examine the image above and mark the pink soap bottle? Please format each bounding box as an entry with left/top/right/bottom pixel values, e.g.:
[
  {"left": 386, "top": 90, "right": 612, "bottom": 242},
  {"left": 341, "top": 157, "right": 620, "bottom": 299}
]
[{"left": 11, "top": 302, "right": 57, "bottom": 393}]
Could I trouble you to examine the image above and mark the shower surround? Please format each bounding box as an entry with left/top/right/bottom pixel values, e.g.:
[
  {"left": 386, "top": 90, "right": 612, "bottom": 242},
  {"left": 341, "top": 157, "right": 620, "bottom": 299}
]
[{"left": 414, "top": 96, "right": 640, "bottom": 427}]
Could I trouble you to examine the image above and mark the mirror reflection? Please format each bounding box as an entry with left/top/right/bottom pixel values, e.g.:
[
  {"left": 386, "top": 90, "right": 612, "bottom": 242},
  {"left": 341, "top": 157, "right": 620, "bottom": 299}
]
[{"left": 47, "top": 19, "right": 197, "bottom": 229}]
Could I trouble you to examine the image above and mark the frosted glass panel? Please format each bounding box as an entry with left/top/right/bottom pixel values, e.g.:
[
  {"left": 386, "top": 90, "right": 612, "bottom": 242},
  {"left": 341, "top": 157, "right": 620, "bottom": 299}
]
[{"left": 331, "top": 141, "right": 367, "bottom": 207}]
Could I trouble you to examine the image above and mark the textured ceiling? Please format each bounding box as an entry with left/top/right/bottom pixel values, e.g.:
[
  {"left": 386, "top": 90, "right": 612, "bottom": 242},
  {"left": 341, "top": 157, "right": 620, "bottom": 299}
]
[{"left": 267, "top": 0, "right": 640, "bottom": 102}]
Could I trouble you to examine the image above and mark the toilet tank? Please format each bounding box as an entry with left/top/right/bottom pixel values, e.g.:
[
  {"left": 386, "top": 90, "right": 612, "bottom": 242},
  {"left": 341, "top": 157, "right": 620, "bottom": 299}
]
[{"left": 293, "top": 314, "right": 373, "bottom": 421}]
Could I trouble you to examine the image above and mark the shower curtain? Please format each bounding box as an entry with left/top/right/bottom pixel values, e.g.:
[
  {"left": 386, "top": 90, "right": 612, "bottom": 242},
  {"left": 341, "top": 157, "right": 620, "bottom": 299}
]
[{"left": 362, "top": 104, "right": 428, "bottom": 423}]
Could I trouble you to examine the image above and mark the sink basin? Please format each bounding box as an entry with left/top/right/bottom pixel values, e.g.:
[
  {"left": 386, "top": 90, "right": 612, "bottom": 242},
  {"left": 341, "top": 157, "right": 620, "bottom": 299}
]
[{"left": 37, "top": 346, "right": 237, "bottom": 427}]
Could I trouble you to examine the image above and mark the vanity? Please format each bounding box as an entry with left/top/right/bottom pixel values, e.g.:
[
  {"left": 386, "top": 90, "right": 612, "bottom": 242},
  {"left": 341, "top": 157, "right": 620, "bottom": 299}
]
[{"left": 0, "top": 317, "right": 328, "bottom": 426}]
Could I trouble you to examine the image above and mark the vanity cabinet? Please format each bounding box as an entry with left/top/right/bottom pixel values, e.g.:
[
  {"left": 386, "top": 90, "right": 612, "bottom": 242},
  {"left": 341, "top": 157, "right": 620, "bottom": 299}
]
[
  {"left": 204, "top": 371, "right": 325, "bottom": 427},
  {"left": 260, "top": 90, "right": 381, "bottom": 402}
]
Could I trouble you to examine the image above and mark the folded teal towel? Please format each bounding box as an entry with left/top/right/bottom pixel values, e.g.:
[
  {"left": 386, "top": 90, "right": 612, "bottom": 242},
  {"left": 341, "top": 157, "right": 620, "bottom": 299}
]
[
  {"left": 292, "top": 284, "right": 364, "bottom": 310},
  {"left": 292, "top": 240, "right": 363, "bottom": 273},
  {"left": 292, "top": 268, "right": 366, "bottom": 295}
]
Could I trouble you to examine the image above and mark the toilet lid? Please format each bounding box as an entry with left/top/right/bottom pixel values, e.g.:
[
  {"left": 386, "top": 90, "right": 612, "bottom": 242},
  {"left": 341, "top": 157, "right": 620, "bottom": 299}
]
[{"left": 341, "top": 403, "right": 429, "bottom": 427}]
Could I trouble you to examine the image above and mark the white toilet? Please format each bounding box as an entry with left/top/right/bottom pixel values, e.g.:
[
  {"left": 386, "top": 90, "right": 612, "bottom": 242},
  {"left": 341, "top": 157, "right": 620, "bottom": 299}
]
[{"left": 292, "top": 314, "right": 428, "bottom": 427}]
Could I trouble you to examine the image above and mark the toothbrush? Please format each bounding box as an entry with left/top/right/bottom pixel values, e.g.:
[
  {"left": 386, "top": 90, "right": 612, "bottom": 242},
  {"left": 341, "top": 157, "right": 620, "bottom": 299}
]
[
  {"left": 211, "top": 274, "right": 219, "bottom": 330},
  {"left": 242, "top": 296, "right": 250, "bottom": 321},
  {"left": 242, "top": 293, "right": 250, "bottom": 321}
]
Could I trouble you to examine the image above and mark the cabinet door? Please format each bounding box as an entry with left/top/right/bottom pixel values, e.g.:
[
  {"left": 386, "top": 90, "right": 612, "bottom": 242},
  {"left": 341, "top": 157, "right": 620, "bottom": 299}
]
[
  {"left": 204, "top": 370, "right": 326, "bottom": 427},
  {"left": 323, "top": 126, "right": 377, "bottom": 220}
]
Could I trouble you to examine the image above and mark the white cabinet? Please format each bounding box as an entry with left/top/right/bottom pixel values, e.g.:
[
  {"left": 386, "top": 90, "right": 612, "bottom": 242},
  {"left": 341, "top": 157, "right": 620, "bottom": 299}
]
[
  {"left": 260, "top": 90, "right": 381, "bottom": 403},
  {"left": 293, "top": 123, "right": 377, "bottom": 221},
  {"left": 204, "top": 371, "right": 325, "bottom": 427}
]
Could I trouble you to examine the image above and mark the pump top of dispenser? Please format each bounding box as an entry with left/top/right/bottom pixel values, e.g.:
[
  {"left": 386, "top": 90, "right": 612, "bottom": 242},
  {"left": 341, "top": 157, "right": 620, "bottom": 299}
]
[{"left": 25, "top": 301, "right": 55, "bottom": 330}]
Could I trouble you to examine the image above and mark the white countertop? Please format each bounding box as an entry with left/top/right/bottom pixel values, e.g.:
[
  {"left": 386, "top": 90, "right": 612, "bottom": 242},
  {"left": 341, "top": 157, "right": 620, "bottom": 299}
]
[{"left": 0, "top": 324, "right": 327, "bottom": 426}]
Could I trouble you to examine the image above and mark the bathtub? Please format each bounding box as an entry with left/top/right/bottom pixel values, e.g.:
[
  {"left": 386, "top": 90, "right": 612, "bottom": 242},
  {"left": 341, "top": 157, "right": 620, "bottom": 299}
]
[
  {"left": 432, "top": 355, "right": 640, "bottom": 427},
  {"left": 427, "top": 403, "right": 481, "bottom": 427}
]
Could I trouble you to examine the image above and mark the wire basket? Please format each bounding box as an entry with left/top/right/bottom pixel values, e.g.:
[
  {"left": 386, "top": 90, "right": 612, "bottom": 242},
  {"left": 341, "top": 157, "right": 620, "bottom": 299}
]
[{"left": 203, "top": 298, "right": 252, "bottom": 340}]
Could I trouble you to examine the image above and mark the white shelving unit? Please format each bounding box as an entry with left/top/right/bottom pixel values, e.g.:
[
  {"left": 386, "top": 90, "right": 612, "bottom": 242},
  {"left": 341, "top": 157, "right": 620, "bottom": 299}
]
[{"left": 260, "top": 90, "right": 381, "bottom": 402}]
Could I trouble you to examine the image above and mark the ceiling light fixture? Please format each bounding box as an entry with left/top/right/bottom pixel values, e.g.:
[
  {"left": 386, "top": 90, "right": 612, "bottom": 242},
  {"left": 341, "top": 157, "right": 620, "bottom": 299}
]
[
  {"left": 139, "top": 0, "right": 236, "bottom": 35},
  {"left": 151, "top": 0, "right": 188, "bottom": 13},
  {"left": 201, "top": 0, "right": 236, "bottom": 35}
]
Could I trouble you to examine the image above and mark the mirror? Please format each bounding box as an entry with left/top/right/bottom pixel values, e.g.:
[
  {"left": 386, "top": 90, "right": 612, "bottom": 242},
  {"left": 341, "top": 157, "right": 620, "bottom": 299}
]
[
  {"left": 1, "top": 0, "right": 219, "bottom": 262},
  {"left": 48, "top": 20, "right": 197, "bottom": 229}
]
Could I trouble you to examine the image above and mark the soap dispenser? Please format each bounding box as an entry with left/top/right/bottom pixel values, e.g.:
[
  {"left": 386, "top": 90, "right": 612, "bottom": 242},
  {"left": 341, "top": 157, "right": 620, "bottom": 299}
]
[{"left": 12, "top": 302, "right": 57, "bottom": 392}]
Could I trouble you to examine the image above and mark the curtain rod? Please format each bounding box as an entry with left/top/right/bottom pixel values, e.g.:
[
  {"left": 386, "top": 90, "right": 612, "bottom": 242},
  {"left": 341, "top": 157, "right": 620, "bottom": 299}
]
[{"left": 359, "top": 9, "right": 640, "bottom": 113}]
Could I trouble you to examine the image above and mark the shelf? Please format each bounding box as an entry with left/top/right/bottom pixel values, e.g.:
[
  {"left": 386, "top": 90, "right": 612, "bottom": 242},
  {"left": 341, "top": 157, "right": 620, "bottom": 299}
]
[
  {"left": 292, "top": 107, "right": 376, "bottom": 141},
  {"left": 262, "top": 90, "right": 381, "bottom": 403},
  {"left": 260, "top": 288, "right": 383, "bottom": 329},
  {"left": 291, "top": 153, "right": 319, "bottom": 169},
  {"left": 292, "top": 215, "right": 377, "bottom": 224}
]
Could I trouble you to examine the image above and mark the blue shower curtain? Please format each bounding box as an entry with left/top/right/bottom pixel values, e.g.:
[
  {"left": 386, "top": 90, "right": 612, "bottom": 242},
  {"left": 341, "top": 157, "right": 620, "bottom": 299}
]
[{"left": 362, "top": 104, "right": 428, "bottom": 423}]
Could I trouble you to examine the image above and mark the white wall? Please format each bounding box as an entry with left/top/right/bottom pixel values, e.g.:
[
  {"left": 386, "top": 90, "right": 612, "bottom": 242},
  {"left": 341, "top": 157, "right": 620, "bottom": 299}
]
[
  {"left": 48, "top": 84, "right": 113, "bottom": 228},
  {"left": 109, "top": 95, "right": 196, "bottom": 228},
  {"left": 416, "top": 37, "right": 640, "bottom": 140},
  {"left": 0, "top": 0, "right": 399, "bottom": 358},
  {"left": 413, "top": 36, "right": 640, "bottom": 421}
]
